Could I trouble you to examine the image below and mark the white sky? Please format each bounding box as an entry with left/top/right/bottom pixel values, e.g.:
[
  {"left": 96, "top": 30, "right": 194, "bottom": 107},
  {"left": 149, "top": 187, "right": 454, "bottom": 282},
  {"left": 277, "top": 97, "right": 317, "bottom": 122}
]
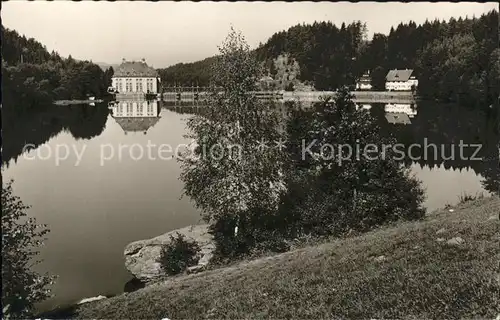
[{"left": 2, "top": 2, "right": 498, "bottom": 68}]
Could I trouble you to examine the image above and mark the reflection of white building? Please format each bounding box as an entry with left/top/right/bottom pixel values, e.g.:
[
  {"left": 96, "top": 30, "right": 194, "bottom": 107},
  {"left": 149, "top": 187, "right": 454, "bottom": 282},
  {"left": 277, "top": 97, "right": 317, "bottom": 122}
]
[
  {"left": 110, "top": 100, "right": 161, "bottom": 134},
  {"left": 110, "top": 59, "right": 160, "bottom": 94},
  {"left": 384, "top": 103, "right": 418, "bottom": 118},
  {"left": 385, "top": 113, "right": 411, "bottom": 125},
  {"left": 385, "top": 69, "right": 418, "bottom": 91}
]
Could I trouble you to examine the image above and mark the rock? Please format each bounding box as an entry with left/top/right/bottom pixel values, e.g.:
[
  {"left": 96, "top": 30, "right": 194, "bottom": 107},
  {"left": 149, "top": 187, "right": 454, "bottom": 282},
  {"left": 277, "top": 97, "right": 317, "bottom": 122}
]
[
  {"left": 374, "top": 255, "right": 386, "bottom": 262},
  {"left": 187, "top": 264, "right": 206, "bottom": 274},
  {"left": 436, "top": 228, "right": 446, "bottom": 235},
  {"left": 124, "top": 224, "right": 214, "bottom": 282},
  {"left": 77, "top": 295, "right": 106, "bottom": 304},
  {"left": 446, "top": 237, "right": 465, "bottom": 245}
]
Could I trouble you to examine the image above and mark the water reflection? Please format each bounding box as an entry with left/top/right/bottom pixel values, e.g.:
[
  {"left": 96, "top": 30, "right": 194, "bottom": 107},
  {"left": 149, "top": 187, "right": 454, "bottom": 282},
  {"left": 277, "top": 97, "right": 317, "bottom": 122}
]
[
  {"left": 163, "top": 100, "right": 499, "bottom": 196},
  {"left": 2, "top": 97, "right": 497, "bottom": 310},
  {"left": 108, "top": 100, "right": 161, "bottom": 135},
  {"left": 384, "top": 103, "right": 418, "bottom": 118},
  {"left": 2, "top": 103, "right": 109, "bottom": 167}
]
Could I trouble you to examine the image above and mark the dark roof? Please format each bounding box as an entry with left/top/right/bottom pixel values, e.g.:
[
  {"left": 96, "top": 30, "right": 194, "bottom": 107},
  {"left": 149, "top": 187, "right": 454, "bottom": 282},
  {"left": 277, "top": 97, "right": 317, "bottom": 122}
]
[
  {"left": 386, "top": 69, "right": 414, "bottom": 82},
  {"left": 385, "top": 112, "right": 411, "bottom": 125},
  {"left": 113, "top": 117, "right": 160, "bottom": 133},
  {"left": 114, "top": 61, "right": 159, "bottom": 78}
]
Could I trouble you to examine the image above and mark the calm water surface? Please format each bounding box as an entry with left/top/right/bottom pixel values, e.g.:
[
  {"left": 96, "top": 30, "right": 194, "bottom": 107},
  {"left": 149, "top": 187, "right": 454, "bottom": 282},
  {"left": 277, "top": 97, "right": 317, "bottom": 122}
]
[{"left": 2, "top": 100, "right": 496, "bottom": 310}]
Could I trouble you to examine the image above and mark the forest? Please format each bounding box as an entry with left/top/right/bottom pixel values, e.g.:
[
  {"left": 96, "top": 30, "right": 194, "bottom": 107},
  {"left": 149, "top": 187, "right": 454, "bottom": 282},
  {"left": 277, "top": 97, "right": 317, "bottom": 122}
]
[
  {"left": 157, "top": 56, "right": 216, "bottom": 88},
  {"left": 1, "top": 26, "right": 114, "bottom": 114},
  {"left": 158, "top": 10, "right": 499, "bottom": 109}
]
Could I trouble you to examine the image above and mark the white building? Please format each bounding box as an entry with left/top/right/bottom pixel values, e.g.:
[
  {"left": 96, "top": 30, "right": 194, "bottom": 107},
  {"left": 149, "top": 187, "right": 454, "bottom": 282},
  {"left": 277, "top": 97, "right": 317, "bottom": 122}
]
[
  {"left": 110, "top": 59, "right": 160, "bottom": 94},
  {"left": 355, "top": 72, "right": 372, "bottom": 90},
  {"left": 385, "top": 69, "right": 418, "bottom": 91}
]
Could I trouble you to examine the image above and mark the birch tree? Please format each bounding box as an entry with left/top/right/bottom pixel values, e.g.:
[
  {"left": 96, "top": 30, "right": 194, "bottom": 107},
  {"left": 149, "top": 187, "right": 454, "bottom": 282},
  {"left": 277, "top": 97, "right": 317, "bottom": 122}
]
[{"left": 179, "top": 28, "right": 286, "bottom": 255}]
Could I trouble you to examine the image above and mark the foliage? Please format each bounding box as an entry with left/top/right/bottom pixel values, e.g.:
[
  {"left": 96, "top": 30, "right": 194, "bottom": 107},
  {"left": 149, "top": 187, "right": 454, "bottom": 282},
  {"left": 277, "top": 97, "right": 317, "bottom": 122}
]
[
  {"left": 458, "top": 192, "right": 485, "bottom": 204},
  {"left": 284, "top": 82, "right": 295, "bottom": 91},
  {"left": 179, "top": 28, "right": 287, "bottom": 258},
  {"left": 1, "top": 25, "right": 113, "bottom": 112},
  {"left": 157, "top": 57, "right": 216, "bottom": 87},
  {"left": 160, "top": 10, "right": 499, "bottom": 108},
  {"left": 158, "top": 233, "right": 201, "bottom": 276},
  {"left": 256, "top": 21, "right": 367, "bottom": 91},
  {"left": 1, "top": 180, "right": 55, "bottom": 319},
  {"left": 281, "top": 87, "right": 426, "bottom": 236}
]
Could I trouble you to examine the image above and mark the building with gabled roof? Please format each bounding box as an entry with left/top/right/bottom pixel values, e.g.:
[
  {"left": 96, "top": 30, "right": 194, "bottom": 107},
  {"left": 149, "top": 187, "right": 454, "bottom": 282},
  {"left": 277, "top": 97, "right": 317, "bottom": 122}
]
[
  {"left": 110, "top": 59, "right": 161, "bottom": 94},
  {"left": 385, "top": 69, "right": 418, "bottom": 91}
]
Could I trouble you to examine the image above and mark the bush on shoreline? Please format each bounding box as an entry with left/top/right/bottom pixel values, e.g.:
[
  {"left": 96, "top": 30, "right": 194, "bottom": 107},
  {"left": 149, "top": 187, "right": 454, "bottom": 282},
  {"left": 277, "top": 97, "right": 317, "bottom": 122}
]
[
  {"left": 1, "top": 180, "right": 55, "bottom": 319},
  {"left": 158, "top": 233, "right": 201, "bottom": 276}
]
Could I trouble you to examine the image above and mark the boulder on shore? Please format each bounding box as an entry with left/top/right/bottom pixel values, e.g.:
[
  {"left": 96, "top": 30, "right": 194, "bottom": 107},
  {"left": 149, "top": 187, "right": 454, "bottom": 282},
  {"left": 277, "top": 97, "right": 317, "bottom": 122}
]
[{"left": 124, "top": 224, "right": 214, "bottom": 282}]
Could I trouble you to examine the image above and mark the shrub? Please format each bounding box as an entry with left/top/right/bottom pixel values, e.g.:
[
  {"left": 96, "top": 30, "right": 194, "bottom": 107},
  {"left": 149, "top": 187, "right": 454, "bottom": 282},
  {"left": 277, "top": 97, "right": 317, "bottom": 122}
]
[
  {"left": 281, "top": 87, "right": 426, "bottom": 236},
  {"left": 458, "top": 192, "right": 484, "bottom": 204},
  {"left": 1, "top": 180, "right": 55, "bottom": 319},
  {"left": 158, "top": 233, "right": 201, "bottom": 276},
  {"left": 209, "top": 212, "right": 290, "bottom": 263}
]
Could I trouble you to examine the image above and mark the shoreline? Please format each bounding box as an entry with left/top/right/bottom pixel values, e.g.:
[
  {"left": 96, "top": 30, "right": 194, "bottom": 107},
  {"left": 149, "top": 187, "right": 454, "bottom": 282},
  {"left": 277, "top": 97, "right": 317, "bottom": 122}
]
[
  {"left": 37, "top": 195, "right": 499, "bottom": 319},
  {"left": 53, "top": 99, "right": 104, "bottom": 106}
]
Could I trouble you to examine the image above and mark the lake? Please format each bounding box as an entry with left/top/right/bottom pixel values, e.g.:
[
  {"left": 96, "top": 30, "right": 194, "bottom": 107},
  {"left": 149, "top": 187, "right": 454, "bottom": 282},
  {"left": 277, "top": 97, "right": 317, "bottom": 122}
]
[{"left": 2, "top": 99, "right": 497, "bottom": 311}]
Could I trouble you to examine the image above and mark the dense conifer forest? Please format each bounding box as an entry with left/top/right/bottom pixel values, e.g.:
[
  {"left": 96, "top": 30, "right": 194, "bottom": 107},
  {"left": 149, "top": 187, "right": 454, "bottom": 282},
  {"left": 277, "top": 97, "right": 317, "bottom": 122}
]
[
  {"left": 1, "top": 26, "right": 114, "bottom": 113},
  {"left": 158, "top": 10, "right": 499, "bottom": 109}
]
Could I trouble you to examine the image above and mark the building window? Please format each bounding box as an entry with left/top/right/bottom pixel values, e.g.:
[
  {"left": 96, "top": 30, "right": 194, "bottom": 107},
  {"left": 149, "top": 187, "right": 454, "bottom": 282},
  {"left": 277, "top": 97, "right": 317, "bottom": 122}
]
[
  {"left": 147, "top": 102, "right": 153, "bottom": 116},
  {"left": 136, "top": 79, "right": 143, "bottom": 92},
  {"left": 126, "top": 102, "right": 132, "bottom": 116},
  {"left": 117, "top": 103, "right": 123, "bottom": 116},
  {"left": 138, "top": 102, "right": 144, "bottom": 115},
  {"left": 124, "top": 78, "right": 133, "bottom": 92},
  {"left": 146, "top": 78, "right": 154, "bottom": 93}
]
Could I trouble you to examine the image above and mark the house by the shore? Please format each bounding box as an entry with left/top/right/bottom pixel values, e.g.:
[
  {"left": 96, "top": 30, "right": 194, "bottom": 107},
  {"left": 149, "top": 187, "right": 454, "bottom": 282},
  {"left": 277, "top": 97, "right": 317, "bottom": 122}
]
[
  {"left": 355, "top": 71, "right": 372, "bottom": 90},
  {"left": 385, "top": 69, "right": 418, "bottom": 91},
  {"left": 110, "top": 59, "right": 161, "bottom": 95}
]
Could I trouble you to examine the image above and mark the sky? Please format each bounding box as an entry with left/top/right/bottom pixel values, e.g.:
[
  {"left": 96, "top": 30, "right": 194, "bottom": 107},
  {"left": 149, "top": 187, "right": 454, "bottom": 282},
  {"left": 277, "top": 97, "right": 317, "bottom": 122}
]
[{"left": 2, "top": 2, "right": 498, "bottom": 68}]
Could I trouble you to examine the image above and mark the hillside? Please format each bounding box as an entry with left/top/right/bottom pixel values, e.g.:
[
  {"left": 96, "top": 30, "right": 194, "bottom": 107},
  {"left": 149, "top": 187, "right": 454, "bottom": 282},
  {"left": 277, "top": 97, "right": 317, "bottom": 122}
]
[
  {"left": 1, "top": 25, "right": 113, "bottom": 107},
  {"left": 157, "top": 56, "right": 217, "bottom": 87},
  {"left": 95, "top": 62, "right": 119, "bottom": 71},
  {"left": 156, "top": 10, "right": 499, "bottom": 108},
  {"left": 43, "top": 196, "right": 499, "bottom": 319}
]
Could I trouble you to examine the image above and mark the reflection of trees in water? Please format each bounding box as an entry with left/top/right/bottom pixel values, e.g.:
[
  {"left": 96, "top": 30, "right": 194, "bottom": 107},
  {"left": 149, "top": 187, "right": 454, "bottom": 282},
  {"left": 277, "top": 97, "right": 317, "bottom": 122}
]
[
  {"left": 165, "top": 101, "right": 499, "bottom": 195},
  {"left": 162, "top": 103, "right": 207, "bottom": 116},
  {"left": 64, "top": 104, "right": 109, "bottom": 140},
  {"left": 2, "top": 103, "right": 109, "bottom": 166},
  {"left": 375, "top": 102, "right": 499, "bottom": 195}
]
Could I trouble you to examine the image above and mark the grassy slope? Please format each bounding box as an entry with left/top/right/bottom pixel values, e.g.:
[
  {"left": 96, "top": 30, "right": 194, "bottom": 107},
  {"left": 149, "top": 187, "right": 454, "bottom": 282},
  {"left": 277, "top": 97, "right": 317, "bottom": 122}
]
[{"left": 63, "top": 197, "right": 499, "bottom": 319}]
